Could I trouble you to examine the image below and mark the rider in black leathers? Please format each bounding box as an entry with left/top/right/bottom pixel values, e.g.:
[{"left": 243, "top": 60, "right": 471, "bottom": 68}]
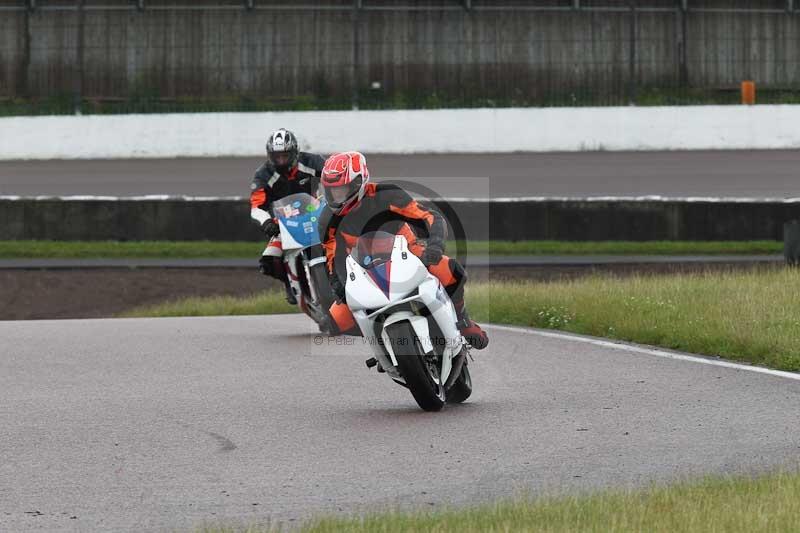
[{"left": 249, "top": 128, "right": 325, "bottom": 304}]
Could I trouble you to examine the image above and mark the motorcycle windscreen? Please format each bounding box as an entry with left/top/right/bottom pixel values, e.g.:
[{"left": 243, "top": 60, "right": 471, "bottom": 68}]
[
  {"left": 272, "top": 192, "right": 325, "bottom": 249},
  {"left": 351, "top": 231, "right": 395, "bottom": 270},
  {"left": 351, "top": 231, "right": 396, "bottom": 299}
]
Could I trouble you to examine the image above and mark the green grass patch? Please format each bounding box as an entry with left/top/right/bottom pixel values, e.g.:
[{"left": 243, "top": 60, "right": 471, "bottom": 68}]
[
  {"left": 5, "top": 87, "right": 800, "bottom": 116},
  {"left": 458, "top": 240, "right": 782, "bottom": 256},
  {"left": 0, "top": 240, "right": 782, "bottom": 259},
  {"left": 0, "top": 240, "right": 262, "bottom": 259},
  {"left": 124, "top": 267, "right": 800, "bottom": 372},
  {"left": 468, "top": 267, "right": 800, "bottom": 372},
  {"left": 120, "top": 292, "right": 295, "bottom": 318},
  {"left": 203, "top": 470, "right": 800, "bottom": 532}
]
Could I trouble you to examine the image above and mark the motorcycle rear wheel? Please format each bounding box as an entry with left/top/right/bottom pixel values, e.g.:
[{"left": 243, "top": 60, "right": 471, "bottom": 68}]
[{"left": 386, "top": 322, "right": 445, "bottom": 412}]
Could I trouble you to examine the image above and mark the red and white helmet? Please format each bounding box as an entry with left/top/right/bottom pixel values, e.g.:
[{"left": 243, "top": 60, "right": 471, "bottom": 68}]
[{"left": 321, "top": 151, "right": 370, "bottom": 214}]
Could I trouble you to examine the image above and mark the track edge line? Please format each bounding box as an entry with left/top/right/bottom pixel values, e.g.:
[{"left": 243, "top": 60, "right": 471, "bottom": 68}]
[{"left": 484, "top": 323, "right": 800, "bottom": 382}]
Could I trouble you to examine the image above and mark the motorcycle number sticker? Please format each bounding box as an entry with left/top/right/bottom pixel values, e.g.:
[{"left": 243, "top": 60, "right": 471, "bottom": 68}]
[{"left": 279, "top": 205, "right": 300, "bottom": 218}]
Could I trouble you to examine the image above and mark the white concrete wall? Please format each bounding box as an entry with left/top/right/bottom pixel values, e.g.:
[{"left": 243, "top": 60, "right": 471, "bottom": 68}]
[{"left": 2, "top": 105, "right": 800, "bottom": 160}]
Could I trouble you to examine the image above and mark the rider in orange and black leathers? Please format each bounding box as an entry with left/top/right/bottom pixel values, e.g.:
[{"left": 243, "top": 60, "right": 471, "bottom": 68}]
[{"left": 317, "top": 151, "right": 488, "bottom": 350}]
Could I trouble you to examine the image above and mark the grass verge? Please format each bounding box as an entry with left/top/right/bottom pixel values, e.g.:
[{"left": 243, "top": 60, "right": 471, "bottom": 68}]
[
  {"left": 0, "top": 239, "right": 783, "bottom": 259},
  {"left": 467, "top": 267, "right": 800, "bottom": 372},
  {"left": 124, "top": 267, "right": 800, "bottom": 372},
  {"left": 5, "top": 87, "right": 800, "bottom": 116},
  {"left": 120, "top": 293, "right": 296, "bottom": 318},
  {"left": 272, "top": 470, "right": 800, "bottom": 533}
]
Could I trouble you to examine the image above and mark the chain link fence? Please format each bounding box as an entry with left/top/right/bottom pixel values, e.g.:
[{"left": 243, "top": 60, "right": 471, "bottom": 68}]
[{"left": 1, "top": 0, "right": 800, "bottom": 114}]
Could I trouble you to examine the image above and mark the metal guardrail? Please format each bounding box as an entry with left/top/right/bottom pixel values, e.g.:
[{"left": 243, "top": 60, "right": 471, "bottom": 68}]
[
  {"left": 1, "top": 1, "right": 797, "bottom": 13},
  {"left": 2, "top": 0, "right": 799, "bottom": 113}
]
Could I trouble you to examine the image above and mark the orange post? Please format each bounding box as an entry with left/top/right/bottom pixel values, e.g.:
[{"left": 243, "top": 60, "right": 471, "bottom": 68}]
[{"left": 741, "top": 81, "right": 756, "bottom": 105}]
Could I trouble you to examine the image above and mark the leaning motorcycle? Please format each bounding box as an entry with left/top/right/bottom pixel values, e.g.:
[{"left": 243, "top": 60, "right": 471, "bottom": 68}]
[
  {"left": 271, "top": 192, "right": 333, "bottom": 331},
  {"left": 344, "top": 230, "right": 472, "bottom": 412}
]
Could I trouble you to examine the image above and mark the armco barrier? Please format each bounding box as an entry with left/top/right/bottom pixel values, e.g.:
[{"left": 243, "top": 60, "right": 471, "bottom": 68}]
[
  {"left": 0, "top": 197, "right": 261, "bottom": 242},
  {"left": 785, "top": 220, "right": 800, "bottom": 265},
  {"left": 1, "top": 197, "right": 799, "bottom": 242}
]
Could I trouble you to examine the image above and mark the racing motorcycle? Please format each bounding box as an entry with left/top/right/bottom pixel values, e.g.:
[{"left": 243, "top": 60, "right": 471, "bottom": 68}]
[
  {"left": 271, "top": 192, "right": 333, "bottom": 332},
  {"left": 344, "top": 230, "right": 472, "bottom": 412}
]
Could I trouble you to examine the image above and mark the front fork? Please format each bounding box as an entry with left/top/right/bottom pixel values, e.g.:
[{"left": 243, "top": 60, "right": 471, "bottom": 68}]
[
  {"left": 282, "top": 252, "right": 301, "bottom": 303},
  {"left": 301, "top": 245, "right": 329, "bottom": 307}
]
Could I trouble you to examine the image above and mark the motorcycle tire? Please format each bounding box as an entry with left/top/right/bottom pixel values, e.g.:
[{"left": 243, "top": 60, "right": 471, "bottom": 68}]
[
  {"left": 309, "top": 259, "right": 334, "bottom": 312},
  {"left": 386, "top": 321, "right": 445, "bottom": 412}
]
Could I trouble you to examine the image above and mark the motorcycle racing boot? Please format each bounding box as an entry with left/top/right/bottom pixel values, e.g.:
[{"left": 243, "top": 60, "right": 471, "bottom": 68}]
[
  {"left": 454, "top": 300, "right": 489, "bottom": 350},
  {"left": 282, "top": 277, "right": 297, "bottom": 305},
  {"left": 260, "top": 255, "right": 297, "bottom": 305}
]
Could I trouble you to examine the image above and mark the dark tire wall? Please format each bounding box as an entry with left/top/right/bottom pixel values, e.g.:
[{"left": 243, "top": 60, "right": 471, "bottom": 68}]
[
  {"left": 3, "top": 198, "right": 800, "bottom": 241},
  {"left": 387, "top": 321, "right": 446, "bottom": 412}
]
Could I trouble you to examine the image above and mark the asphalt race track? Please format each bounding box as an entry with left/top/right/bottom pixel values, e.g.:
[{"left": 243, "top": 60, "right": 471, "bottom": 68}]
[
  {"left": 2, "top": 150, "right": 800, "bottom": 198},
  {"left": 2, "top": 315, "right": 799, "bottom": 531}
]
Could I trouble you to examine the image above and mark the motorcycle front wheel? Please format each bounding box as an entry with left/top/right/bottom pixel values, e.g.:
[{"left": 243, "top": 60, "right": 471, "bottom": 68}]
[
  {"left": 446, "top": 363, "right": 472, "bottom": 404},
  {"left": 386, "top": 321, "right": 445, "bottom": 412}
]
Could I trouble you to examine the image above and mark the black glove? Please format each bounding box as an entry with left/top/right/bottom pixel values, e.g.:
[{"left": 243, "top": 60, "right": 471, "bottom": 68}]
[
  {"left": 329, "top": 272, "right": 346, "bottom": 302},
  {"left": 261, "top": 219, "right": 280, "bottom": 238},
  {"left": 420, "top": 242, "right": 444, "bottom": 266}
]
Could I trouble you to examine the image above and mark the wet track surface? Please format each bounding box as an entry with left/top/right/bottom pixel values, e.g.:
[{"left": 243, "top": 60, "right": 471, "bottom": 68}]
[
  {"left": 2, "top": 150, "right": 800, "bottom": 198},
  {"left": 2, "top": 315, "right": 799, "bottom": 531}
]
